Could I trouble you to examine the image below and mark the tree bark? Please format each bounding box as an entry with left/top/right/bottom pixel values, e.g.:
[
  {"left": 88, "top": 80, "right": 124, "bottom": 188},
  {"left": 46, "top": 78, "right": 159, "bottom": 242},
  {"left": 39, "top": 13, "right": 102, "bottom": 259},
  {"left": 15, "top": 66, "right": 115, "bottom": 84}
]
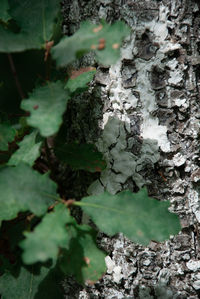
[{"left": 61, "top": 0, "right": 200, "bottom": 298}]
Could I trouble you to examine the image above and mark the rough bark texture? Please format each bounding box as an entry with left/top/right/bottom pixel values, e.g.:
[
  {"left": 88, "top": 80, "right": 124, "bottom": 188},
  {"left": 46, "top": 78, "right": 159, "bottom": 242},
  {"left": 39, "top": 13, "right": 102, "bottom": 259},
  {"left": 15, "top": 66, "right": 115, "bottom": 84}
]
[{"left": 61, "top": 0, "right": 200, "bottom": 298}]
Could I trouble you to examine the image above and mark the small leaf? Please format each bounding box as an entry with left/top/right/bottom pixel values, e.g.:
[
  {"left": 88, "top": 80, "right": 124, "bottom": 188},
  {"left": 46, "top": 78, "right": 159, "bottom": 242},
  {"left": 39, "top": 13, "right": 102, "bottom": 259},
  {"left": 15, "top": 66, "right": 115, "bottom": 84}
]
[
  {"left": 20, "top": 204, "right": 73, "bottom": 264},
  {"left": 59, "top": 224, "right": 106, "bottom": 285},
  {"left": 0, "top": 163, "right": 58, "bottom": 223},
  {"left": 0, "top": 124, "right": 16, "bottom": 151},
  {"left": 65, "top": 68, "right": 96, "bottom": 95},
  {"left": 21, "top": 81, "right": 69, "bottom": 137},
  {"left": 52, "top": 20, "right": 131, "bottom": 67},
  {"left": 77, "top": 188, "right": 181, "bottom": 245},
  {"left": 0, "top": 0, "right": 60, "bottom": 52},
  {"left": 0, "top": 0, "right": 11, "bottom": 22},
  {"left": 7, "top": 131, "right": 42, "bottom": 166},
  {"left": 55, "top": 143, "right": 106, "bottom": 172},
  {"left": 0, "top": 262, "right": 64, "bottom": 299}
]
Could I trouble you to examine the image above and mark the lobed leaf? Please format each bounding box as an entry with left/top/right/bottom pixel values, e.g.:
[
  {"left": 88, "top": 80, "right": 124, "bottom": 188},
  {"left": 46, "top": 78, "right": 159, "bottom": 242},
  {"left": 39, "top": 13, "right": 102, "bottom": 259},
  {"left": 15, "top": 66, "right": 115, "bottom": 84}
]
[
  {"left": 55, "top": 143, "right": 106, "bottom": 172},
  {"left": 20, "top": 204, "right": 73, "bottom": 264},
  {"left": 77, "top": 188, "right": 181, "bottom": 245},
  {"left": 59, "top": 224, "right": 106, "bottom": 285},
  {"left": 0, "top": 163, "right": 58, "bottom": 224},
  {"left": 21, "top": 81, "right": 69, "bottom": 137},
  {"left": 7, "top": 130, "right": 42, "bottom": 166},
  {"left": 52, "top": 20, "right": 131, "bottom": 67},
  {"left": 0, "top": 124, "right": 16, "bottom": 151},
  {"left": 0, "top": 0, "right": 60, "bottom": 52},
  {"left": 0, "top": 262, "right": 64, "bottom": 299}
]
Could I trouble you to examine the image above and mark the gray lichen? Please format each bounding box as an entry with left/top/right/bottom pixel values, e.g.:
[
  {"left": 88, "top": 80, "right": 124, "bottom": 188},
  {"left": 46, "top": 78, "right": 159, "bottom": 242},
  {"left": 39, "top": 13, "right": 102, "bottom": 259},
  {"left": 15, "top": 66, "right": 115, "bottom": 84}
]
[{"left": 88, "top": 117, "right": 160, "bottom": 195}]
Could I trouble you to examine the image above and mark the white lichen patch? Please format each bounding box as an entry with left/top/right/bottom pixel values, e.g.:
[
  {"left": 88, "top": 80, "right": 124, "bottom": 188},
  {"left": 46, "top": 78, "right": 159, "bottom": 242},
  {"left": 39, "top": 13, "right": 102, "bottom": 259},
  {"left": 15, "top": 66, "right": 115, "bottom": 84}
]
[
  {"left": 174, "top": 98, "right": 189, "bottom": 109},
  {"left": 141, "top": 117, "right": 170, "bottom": 152},
  {"left": 130, "top": 5, "right": 174, "bottom": 152},
  {"left": 184, "top": 117, "right": 200, "bottom": 138},
  {"left": 186, "top": 260, "right": 200, "bottom": 272},
  {"left": 105, "top": 256, "right": 115, "bottom": 274},
  {"left": 172, "top": 179, "right": 185, "bottom": 194},
  {"left": 188, "top": 189, "right": 200, "bottom": 223},
  {"left": 113, "top": 266, "right": 122, "bottom": 284},
  {"left": 168, "top": 69, "right": 183, "bottom": 86},
  {"left": 193, "top": 280, "right": 200, "bottom": 290},
  {"left": 193, "top": 274, "right": 200, "bottom": 290},
  {"left": 150, "top": 4, "right": 169, "bottom": 41},
  {"left": 173, "top": 153, "right": 186, "bottom": 167},
  {"left": 105, "top": 256, "right": 122, "bottom": 284},
  {"left": 166, "top": 58, "right": 185, "bottom": 87},
  {"left": 102, "top": 58, "right": 137, "bottom": 129}
]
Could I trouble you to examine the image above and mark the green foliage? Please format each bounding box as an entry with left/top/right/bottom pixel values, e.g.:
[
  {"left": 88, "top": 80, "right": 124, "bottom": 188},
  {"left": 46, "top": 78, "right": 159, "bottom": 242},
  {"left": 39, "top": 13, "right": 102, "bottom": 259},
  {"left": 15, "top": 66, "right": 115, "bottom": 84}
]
[
  {"left": 55, "top": 143, "right": 106, "bottom": 172},
  {"left": 20, "top": 204, "right": 72, "bottom": 264},
  {"left": 0, "top": 0, "right": 11, "bottom": 22},
  {"left": 0, "top": 262, "right": 64, "bottom": 299},
  {"left": 0, "top": 0, "right": 60, "bottom": 52},
  {"left": 65, "top": 69, "right": 96, "bottom": 95},
  {"left": 52, "top": 20, "right": 131, "bottom": 67},
  {"left": 7, "top": 130, "right": 42, "bottom": 166},
  {"left": 59, "top": 224, "right": 106, "bottom": 285},
  {"left": 0, "top": 2, "right": 181, "bottom": 296},
  {"left": 0, "top": 163, "right": 57, "bottom": 224},
  {"left": 0, "top": 123, "right": 16, "bottom": 151},
  {"left": 76, "top": 188, "right": 181, "bottom": 245},
  {"left": 21, "top": 81, "right": 68, "bottom": 137}
]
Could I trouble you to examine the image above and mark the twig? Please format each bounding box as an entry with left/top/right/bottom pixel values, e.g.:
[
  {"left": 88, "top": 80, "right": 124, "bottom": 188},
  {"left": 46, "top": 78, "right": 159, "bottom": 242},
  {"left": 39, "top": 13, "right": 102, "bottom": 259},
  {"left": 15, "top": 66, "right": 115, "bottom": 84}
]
[
  {"left": 7, "top": 53, "right": 25, "bottom": 99},
  {"left": 44, "top": 41, "right": 54, "bottom": 81}
]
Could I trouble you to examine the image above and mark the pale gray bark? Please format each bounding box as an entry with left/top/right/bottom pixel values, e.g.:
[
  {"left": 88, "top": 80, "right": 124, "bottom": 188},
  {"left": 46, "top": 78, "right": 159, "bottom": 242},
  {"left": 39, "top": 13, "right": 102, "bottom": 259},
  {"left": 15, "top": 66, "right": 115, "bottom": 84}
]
[{"left": 61, "top": 0, "right": 200, "bottom": 298}]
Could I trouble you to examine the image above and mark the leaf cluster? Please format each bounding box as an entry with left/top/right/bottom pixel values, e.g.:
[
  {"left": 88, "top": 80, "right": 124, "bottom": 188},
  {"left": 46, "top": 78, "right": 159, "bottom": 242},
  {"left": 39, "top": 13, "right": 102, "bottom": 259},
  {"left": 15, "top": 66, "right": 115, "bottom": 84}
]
[{"left": 0, "top": 1, "right": 181, "bottom": 298}]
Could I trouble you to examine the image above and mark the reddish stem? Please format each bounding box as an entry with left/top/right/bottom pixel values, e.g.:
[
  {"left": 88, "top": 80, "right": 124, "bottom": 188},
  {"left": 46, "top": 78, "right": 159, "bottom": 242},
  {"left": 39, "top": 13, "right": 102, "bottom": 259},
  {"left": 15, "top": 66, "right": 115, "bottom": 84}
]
[{"left": 7, "top": 53, "right": 25, "bottom": 99}]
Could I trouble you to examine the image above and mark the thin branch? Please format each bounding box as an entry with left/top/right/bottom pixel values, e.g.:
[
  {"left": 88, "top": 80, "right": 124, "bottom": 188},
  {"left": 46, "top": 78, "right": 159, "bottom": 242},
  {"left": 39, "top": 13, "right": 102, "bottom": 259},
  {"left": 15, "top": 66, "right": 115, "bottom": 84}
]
[{"left": 7, "top": 53, "right": 25, "bottom": 99}]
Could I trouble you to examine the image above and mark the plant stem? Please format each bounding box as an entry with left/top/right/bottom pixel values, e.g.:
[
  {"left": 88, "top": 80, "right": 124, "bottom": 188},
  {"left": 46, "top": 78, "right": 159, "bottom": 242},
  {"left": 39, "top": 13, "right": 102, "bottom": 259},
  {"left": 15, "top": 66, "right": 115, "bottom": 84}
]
[{"left": 7, "top": 53, "right": 25, "bottom": 99}]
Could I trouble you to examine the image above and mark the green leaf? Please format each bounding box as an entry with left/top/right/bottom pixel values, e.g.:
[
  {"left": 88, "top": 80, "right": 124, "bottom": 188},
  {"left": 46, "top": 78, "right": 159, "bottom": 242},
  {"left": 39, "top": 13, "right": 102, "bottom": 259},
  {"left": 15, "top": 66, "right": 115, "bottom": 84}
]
[
  {"left": 52, "top": 20, "right": 131, "bottom": 67},
  {"left": 0, "top": 124, "right": 16, "bottom": 151},
  {"left": 76, "top": 188, "right": 181, "bottom": 245},
  {"left": 0, "top": 262, "right": 64, "bottom": 299},
  {"left": 20, "top": 204, "right": 73, "bottom": 264},
  {"left": 55, "top": 143, "right": 106, "bottom": 172},
  {"left": 0, "top": 27, "right": 34, "bottom": 53},
  {"left": 65, "top": 69, "right": 96, "bottom": 95},
  {"left": 0, "top": 0, "right": 11, "bottom": 22},
  {"left": 0, "top": 0, "right": 60, "bottom": 52},
  {"left": 0, "top": 163, "right": 58, "bottom": 223},
  {"left": 7, "top": 131, "right": 42, "bottom": 166},
  {"left": 59, "top": 224, "right": 106, "bottom": 285},
  {"left": 21, "top": 81, "right": 69, "bottom": 137}
]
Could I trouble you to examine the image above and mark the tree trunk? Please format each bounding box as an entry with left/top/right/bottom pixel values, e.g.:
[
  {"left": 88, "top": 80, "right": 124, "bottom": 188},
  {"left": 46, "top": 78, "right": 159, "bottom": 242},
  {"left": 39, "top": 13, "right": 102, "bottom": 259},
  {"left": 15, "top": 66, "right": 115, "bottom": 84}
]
[{"left": 61, "top": 0, "right": 200, "bottom": 298}]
